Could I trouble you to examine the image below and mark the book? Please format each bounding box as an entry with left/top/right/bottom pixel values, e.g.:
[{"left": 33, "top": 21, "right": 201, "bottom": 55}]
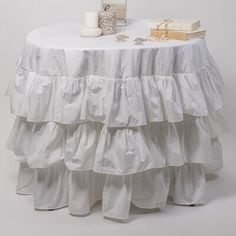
[
  {"left": 150, "top": 28, "right": 206, "bottom": 40},
  {"left": 148, "top": 19, "right": 201, "bottom": 31}
]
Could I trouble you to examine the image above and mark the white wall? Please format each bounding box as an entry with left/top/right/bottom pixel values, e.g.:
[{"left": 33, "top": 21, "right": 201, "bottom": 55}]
[{"left": 0, "top": 0, "right": 236, "bottom": 130}]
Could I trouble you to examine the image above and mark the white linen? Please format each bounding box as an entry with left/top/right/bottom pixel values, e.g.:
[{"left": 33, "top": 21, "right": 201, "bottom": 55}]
[
  {"left": 16, "top": 162, "right": 34, "bottom": 195},
  {"left": 6, "top": 19, "right": 228, "bottom": 221},
  {"left": 17, "top": 162, "right": 206, "bottom": 220},
  {"left": 7, "top": 20, "right": 225, "bottom": 126},
  {"left": 9, "top": 58, "right": 223, "bottom": 126},
  {"left": 69, "top": 170, "right": 105, "bottom": 215},
  {"left": 7, "top": 113, "right": 226, "bottom": 174},
  {"left": 33, "top": 161, "right": 69, "bottom": 210}
]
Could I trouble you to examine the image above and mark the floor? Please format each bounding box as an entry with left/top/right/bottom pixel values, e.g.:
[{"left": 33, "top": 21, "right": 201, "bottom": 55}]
[{"left": 0, "top": 100, "right": 236, "bottom": 236}]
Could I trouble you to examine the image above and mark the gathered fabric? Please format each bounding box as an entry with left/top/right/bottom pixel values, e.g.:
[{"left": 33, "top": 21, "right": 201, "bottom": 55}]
[
  {"left": 16, "top": 162, "right": 206, "bottom": 220},
  {"left": 7, "top": 111, "right": 227, "bottom": 175},
  {"left": 8, "top": 55, "right": 223, "bottom": 127},
  {"left": 6, "top": 20, "right": 229, "bottom": 221}
]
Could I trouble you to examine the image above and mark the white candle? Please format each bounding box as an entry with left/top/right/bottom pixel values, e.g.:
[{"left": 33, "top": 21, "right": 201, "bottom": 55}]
[
  {"left": 80, "top": 27, "right": 102, "bottom": 37},
  {"left": 85, "top": 11, "right": 99, "bottom": 28}
]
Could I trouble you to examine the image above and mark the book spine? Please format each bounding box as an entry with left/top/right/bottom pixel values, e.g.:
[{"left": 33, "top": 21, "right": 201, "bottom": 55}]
[
  {"left": 150, "top": 29, "right": 187, "bottom": 40},
  {"left": 159, "top": 24, "right": 193, "bottom": 31},
  {"left": 148, "top": 21, "right": 200, "bottom": 31}
]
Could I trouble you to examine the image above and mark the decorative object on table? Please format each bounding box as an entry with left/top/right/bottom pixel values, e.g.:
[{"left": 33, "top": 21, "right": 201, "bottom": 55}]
[
  {"left": 115, "top": 34, "right": 129, "bottom": 42},
  {"left": 80, "top": 27, "right": 103, "bottom": 38},
  {"left": 99, "top": 5, "right": 117, "bottom": 35},
  {"left": 84, "top": 11, "right": 99, "bottom": 28},
  {"left": 147, "top": 35, "right": 168, "bottom": 42},
  {"left": 115, "top": 35, "right": 147, "bottom": 45},
  {"left": 80, "top": 11, "right": 102, "bottom": 38},
  {"left": 148, "top": 19, "right": 206, "bottom": 41},
  {"left": 148, "top": 19, "right": 201, "bottom": 31},
  {"left": 150, "top": 28, "right": 206, "bottom": 40},
  {"left": 133, "top": 37, "right": 147, "bottom": 45},
  {"left": 102, "top": 0, "right": 127, "bottom": 27}
]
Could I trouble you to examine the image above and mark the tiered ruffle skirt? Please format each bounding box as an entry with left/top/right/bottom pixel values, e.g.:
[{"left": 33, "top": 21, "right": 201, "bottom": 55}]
[{"left": 6, "top": 42, "right": 228, "bottom": 221}]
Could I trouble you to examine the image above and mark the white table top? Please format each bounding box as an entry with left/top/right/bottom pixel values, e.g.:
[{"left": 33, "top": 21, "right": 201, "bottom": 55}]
[
  {"left": 20, "top": 19, "right": 210, "bottom": 77},
  {"left": 26, "top": 19, "right": 202, "bottom": 51}
]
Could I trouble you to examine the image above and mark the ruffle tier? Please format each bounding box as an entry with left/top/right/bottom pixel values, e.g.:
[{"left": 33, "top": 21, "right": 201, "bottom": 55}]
[
  {"left": 7, "top": 56, "right": 224, "bottom": 127},
  {"left": 7, "top": 33, "right": 228, "bottom": 221},
  {"left": 17, "top": 161, "right": 207, "bottom": 221},
  {"left": 7, "top": 110, "right": 228, "bottom": 175}
]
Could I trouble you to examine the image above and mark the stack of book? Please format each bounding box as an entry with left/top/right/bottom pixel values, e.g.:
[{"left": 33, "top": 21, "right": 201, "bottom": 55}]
[{"left": 148, "top": 19, "right": 206, "bottom": 40}]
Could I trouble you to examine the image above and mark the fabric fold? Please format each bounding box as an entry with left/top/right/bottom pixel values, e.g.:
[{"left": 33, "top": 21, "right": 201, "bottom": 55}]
[
  {"left": 8, "top": 56, "right": 224, "bottom": 127},
  {"left": 7, "top": 111, "right": 227, "bottom": 175},
  {"left": 16, "top": 162, "right": 207, "bottom": 220},
  {"left": 6, "top": 23, "right": 228, "bottom": 222}
]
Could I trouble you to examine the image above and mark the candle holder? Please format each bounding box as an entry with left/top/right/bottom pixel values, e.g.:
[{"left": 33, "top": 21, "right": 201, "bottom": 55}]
[
  {"left": 102, "top": 0, "right": 127, "bottom": 27},
  {"left": 99, "top": 7, "right": 117, "bottom": 35}
]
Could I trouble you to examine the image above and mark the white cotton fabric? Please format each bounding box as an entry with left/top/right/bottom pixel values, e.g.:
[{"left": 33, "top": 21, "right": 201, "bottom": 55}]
[
  {"left": 33, "top": 161, "right": 69, "bottom": 210},
  {"left": 102, "top": 174, "right": 133, "bottom": 220},
  {"left": 172, "top": 164, "right": 206, "bottom": 205},
  {"left": 131, "top": 168, "right": 170, "bottom": 209},
  {"left": 6, "top": 19, "right": 228, "bottom": 221},
  {"left": 8, "top": 57, "right": 224, "bottom": 127},
  {"left": 6, "top": 21, "right": 224, "bottom": 127},
  {"left": 16, "top": 162, "right": 35, "bottom": 195},
  {"left": 16, "top": 162, "right": 206, "bottom": 220},
  {"left": 68, "top": 170, "right": 105, "bottom": 215},
  {"left": 7, "top": 111, "right": 227, "bottom": 175}
]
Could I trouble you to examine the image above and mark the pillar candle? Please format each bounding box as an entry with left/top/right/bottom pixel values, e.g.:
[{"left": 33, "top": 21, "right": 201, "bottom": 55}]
[{"left": 85, "top": 11, "right": 99, "bottom": 28}]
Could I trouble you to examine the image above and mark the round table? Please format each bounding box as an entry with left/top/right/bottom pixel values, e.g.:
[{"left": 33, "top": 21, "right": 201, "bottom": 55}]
[{"left": 6, "top": 20, "right": 228, "bottom": 222}]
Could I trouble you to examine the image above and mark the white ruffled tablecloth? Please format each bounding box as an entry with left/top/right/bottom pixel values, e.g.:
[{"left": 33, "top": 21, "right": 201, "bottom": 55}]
[{"left": 6, "top": 19, "right": 229, "bottom": 221}]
